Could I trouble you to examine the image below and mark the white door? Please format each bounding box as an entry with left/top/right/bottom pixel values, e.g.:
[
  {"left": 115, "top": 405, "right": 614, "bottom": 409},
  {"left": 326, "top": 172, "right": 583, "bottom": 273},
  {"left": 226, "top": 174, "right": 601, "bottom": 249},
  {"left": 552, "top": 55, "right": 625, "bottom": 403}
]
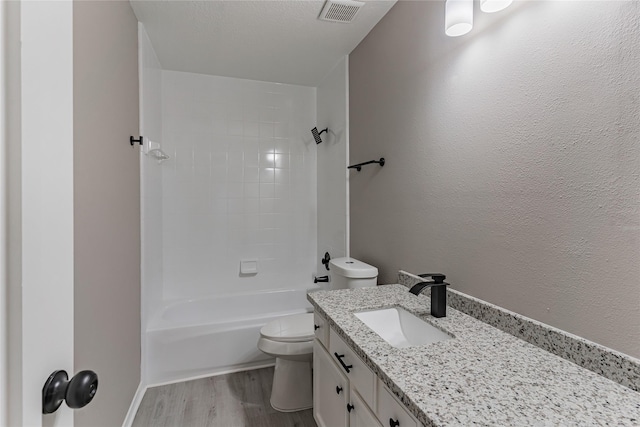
[{"left": 3, "top": 1, "right": 75, "bottom": 426}]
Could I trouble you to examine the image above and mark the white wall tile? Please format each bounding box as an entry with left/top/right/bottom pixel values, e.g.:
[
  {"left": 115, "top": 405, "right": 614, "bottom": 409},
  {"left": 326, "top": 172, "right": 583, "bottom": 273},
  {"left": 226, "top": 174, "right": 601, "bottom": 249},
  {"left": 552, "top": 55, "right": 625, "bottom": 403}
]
[
  {"left": 161, "top": 70, "right": 317, "bottom": 299},
  {"left": 244, "top": 182, "right": 260, "bottom": 198}
]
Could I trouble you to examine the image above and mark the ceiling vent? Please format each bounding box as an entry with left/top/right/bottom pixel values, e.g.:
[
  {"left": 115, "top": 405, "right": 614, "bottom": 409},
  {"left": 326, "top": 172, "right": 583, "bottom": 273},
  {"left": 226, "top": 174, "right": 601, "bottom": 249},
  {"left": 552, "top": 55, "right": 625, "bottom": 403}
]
[{"left": 318, "top": 0, "right": 365, "bottom": 23}]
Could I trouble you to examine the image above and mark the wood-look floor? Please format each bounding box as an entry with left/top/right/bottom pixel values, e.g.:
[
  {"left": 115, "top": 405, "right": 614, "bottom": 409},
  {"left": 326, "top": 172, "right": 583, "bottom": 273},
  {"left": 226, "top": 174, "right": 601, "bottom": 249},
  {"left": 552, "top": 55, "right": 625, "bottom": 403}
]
[{"left": 132, "top": 367, "right": 317, "bottom": 427}]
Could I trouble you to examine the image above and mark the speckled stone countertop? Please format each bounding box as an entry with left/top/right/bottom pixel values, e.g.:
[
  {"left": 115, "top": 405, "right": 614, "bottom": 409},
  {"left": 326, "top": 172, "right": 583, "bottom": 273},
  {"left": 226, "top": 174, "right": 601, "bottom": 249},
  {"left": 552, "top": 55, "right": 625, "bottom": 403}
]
[{"left": 308, "top": 285, "right": 640, "bottom": 426}]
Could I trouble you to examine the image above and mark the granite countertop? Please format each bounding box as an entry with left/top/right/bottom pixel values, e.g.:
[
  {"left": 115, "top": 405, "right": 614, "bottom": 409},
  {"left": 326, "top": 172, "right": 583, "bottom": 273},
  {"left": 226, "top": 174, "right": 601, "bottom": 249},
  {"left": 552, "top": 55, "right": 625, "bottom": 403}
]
[{"left": 308, "top": 284, "right": 640, "bottom": 426}]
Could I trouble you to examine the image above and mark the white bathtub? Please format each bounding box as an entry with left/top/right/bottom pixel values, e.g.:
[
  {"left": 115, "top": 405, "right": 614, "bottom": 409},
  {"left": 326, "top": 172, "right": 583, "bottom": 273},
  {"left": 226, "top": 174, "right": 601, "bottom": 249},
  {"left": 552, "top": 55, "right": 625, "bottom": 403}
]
[{"left": 146, "top": 288, "right": 317, "bottom": 385}]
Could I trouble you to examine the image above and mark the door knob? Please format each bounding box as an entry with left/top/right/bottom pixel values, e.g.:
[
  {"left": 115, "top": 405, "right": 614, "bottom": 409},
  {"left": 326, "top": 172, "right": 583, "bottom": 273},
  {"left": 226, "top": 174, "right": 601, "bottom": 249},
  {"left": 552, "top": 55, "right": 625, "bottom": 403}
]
[{"left": 42, "top": 370, "right": 98, "bottom": 414}]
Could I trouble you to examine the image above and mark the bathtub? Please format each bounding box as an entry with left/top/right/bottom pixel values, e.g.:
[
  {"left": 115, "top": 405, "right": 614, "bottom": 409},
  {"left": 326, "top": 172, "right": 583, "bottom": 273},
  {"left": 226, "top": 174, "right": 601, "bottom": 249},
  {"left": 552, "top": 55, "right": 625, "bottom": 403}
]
[{"left": 146, "top": 288, "right": 317, "bottom": 385}]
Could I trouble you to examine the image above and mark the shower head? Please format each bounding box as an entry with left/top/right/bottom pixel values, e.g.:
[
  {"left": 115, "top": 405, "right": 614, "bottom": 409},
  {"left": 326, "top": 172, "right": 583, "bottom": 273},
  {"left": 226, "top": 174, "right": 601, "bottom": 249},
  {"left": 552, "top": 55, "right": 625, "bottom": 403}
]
[{"left": 311, "top": 127, "right": 328, "bottom": 144}]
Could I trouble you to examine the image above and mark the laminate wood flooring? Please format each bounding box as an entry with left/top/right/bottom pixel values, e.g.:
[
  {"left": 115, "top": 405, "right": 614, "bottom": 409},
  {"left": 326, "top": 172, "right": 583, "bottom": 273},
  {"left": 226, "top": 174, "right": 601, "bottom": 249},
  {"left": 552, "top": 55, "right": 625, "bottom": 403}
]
[{"left": 132, "top": 367, "right": 317, "bottom": 427}]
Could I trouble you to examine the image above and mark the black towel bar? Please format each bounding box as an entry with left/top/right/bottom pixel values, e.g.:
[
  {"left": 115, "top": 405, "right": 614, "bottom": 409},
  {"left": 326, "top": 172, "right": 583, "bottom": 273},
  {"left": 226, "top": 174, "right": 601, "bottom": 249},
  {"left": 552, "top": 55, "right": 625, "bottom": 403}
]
[{"left": 348, "top": 158, "right": 385, "bottom": 171}]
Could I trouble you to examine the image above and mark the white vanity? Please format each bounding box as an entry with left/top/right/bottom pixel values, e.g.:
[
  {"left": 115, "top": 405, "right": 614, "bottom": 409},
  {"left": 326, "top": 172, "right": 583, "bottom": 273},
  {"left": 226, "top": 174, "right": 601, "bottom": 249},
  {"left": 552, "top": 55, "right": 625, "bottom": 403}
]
[
  {"left": 308, "top": 283, "right": 640, "bottom": 426},
  {"left": 313, "top": 311, "right": 423, "bottom": 427}
]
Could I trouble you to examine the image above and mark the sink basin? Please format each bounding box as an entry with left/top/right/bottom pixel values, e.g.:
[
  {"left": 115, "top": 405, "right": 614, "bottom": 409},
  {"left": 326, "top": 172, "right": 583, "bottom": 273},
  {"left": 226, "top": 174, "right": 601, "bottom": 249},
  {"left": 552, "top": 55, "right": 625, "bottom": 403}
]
[{"left": 354, "top": 307, "right": 452, "bottom": 348}]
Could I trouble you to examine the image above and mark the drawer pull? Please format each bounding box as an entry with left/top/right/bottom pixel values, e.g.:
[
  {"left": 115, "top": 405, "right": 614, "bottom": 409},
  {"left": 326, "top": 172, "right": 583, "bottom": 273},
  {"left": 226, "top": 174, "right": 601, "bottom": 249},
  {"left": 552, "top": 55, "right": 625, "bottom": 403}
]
[
  {"left": 336, "top": 386, "right": 343, "bottom": 394},
  {"left": 389, "top": 418, "right": 400, "bottom": 427},
  {"left": 347, "top": 403, "right": 354, "bottom": 413},
  {"left": 314, "top": 324, "right": 320, "bottom": 330},
  {"left": 334, "top": 352, "right": 353, "bottom": 373}
]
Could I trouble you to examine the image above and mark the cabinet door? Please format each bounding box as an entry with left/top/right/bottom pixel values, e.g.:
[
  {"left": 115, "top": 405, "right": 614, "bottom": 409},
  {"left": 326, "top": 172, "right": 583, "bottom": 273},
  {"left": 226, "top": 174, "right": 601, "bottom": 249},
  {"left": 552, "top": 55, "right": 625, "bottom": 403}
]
[
  {"left": 376, "top": 383, "right": 418, "bottom": 427},
  {"left": 350, "top": 389, "right": 383, "bottom": 427},
  {"left": 314, "top": 343, "right": 349, "bottom": 427}
]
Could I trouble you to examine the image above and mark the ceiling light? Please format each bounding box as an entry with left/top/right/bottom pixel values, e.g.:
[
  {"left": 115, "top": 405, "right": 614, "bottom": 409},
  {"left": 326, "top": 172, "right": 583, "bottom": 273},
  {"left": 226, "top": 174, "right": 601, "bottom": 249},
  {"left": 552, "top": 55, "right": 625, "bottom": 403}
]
[
  {"left": 480, "top": 0, "right": 513, "bottom": 13},
  {"left": 445, "top": 0, "right": 473, "bottom": 37}
]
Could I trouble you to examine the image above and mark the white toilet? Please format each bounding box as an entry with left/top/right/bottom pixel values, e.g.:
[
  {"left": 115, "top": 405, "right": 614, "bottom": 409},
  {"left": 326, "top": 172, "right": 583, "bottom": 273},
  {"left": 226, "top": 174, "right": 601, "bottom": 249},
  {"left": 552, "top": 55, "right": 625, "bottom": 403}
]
[{"left": 257, "top": 257, "right": 378, "bottom": 412}]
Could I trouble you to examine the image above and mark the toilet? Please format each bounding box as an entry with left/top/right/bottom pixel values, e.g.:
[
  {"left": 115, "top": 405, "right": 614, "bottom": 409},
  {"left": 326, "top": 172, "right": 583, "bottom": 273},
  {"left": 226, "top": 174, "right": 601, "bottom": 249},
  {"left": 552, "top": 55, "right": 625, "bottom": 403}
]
[
  {"left": 257, "top": 313, "right": 315, "bottom": 412},
  {"left": 257, "top": 257, "right": 378, "bottom": 412}
]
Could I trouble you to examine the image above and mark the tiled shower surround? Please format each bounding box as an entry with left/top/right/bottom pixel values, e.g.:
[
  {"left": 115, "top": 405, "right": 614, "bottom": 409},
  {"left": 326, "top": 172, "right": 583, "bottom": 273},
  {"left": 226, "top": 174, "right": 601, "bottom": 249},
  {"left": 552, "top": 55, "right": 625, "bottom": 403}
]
[{"left": 161, "top": 71, "right": 317, "bottom": 300}]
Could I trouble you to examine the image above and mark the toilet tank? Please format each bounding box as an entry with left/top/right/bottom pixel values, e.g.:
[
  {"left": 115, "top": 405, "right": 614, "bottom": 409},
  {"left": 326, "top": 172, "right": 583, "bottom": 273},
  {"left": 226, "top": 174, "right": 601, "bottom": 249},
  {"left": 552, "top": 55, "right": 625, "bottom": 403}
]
[{"left": 328, "top": 257, "right": 378, "bottom": 290}]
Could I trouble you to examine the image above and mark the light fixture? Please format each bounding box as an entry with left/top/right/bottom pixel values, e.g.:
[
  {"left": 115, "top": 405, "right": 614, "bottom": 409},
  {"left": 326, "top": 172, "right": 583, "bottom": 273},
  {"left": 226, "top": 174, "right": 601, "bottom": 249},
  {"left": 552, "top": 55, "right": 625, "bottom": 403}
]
[
  {"left": 480, "top": 0, "right": 513, "bottom": 13},
  {"left": 445, "top": 0, "right": 473, "bottom": 37}
]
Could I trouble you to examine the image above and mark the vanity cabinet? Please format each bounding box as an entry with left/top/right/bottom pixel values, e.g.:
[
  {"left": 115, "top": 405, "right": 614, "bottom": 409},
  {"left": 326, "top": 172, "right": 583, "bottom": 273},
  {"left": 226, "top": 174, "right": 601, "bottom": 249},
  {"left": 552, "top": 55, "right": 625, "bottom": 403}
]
[{"left": 313, "top": 311, "right": 423, "bottom": 427}]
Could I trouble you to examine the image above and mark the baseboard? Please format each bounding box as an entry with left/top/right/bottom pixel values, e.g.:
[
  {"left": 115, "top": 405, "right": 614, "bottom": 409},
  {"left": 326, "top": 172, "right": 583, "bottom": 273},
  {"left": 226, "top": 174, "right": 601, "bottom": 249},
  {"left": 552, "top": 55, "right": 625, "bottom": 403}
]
[
  {"left": 122, "top": 381, "right": 147, "bottom": 427},
  {"left": 146, "top": 360, "right": 276, "bottom": 388}
]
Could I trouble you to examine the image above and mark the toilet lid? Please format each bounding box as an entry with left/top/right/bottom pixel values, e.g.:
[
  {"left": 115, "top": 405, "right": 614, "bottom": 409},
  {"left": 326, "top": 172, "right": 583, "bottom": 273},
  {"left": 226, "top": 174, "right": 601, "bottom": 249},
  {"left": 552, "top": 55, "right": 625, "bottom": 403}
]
[{"left": 260, "top": 313, "right": 314, "bottom": 342}]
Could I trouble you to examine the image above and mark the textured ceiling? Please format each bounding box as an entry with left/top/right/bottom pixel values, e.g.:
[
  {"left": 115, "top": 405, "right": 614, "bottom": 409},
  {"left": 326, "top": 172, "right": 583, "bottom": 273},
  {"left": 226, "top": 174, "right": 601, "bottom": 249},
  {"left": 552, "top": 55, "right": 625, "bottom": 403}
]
[{"left": 129, "top": 0, "right": 396, "bottom": 86}]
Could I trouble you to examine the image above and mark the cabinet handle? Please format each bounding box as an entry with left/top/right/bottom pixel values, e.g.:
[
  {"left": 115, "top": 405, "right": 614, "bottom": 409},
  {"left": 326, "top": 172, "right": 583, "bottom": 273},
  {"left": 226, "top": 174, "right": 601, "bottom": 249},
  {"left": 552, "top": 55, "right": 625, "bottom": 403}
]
[
  {"left": 389, "top": 418, "right": 400, "bottom": 427},
  {"left": 334, "top": 352, "right": 353, "bottom": 373},
  {"left": 314, "top": 324, "right": 320, "bottom": 330},
  {"left": 347, "top": 403, "right": 354, "bottom": 413},
  {"left": 336, "top": 386, "right": 343, "bottom": 394}
]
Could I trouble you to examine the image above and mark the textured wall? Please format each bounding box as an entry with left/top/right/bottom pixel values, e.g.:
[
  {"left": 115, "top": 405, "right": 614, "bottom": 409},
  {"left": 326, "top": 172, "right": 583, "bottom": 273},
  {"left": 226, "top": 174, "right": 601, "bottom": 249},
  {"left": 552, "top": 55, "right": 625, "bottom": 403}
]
[
  {"left": 317, "top": 57, "right": 349, "bottom": 273},
  {"left": 350, "top": 1, "right": 640, "bottom": 357},
  {"left": 73, "top": 1, "right": 141, "bottom": 425}
]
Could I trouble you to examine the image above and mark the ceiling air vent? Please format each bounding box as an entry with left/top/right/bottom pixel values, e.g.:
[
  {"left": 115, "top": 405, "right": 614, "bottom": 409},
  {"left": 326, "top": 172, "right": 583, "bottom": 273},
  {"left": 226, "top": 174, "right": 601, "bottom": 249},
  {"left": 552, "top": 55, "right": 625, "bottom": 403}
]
[{"left": 319, "top": 0, "right": 365, "bottom": 23}]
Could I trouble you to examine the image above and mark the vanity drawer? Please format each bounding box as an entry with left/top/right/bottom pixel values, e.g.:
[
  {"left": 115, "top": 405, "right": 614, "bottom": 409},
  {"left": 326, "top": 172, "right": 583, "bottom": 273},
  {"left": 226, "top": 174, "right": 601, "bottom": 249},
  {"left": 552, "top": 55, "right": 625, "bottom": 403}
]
[
  {"left": 314, "top": 311, "right": 329, "bottom": 349},
  {"left": 329, "top": 327, "right": 375, "bottom": 407},
  {"left": 376, "top": 383, "right": 418, "bottom": 427}
]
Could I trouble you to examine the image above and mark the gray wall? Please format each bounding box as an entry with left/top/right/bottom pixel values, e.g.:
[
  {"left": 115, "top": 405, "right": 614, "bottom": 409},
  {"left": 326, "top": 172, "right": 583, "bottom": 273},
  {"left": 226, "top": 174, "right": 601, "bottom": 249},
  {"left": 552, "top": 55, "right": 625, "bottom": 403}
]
[
  {"left": 73, "top": 1, "right": 140, "bottom": 425},
  {"left": 349, "top": 1, "right": 640, "bottom": 357}
]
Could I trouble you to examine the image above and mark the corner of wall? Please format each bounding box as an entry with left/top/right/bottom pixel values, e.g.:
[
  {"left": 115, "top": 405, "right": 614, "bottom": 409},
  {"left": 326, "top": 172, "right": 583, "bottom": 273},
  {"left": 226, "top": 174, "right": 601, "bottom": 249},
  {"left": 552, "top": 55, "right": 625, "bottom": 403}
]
[{"left": 317, "top": 56, "right": 349, "bottom": 269}]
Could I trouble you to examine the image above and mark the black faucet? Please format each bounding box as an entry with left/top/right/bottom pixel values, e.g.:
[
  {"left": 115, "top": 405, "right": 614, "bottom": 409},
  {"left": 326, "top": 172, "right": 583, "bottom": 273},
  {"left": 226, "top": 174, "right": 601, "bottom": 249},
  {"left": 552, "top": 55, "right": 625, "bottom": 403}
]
[{"left": 409, "top": 273, "right": 449, "bottom": 318}]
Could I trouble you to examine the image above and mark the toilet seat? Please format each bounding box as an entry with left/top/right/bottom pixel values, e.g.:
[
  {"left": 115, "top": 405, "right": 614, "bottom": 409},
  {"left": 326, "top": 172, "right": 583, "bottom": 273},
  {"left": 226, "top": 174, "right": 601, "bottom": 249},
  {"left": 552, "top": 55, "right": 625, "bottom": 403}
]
[{"left": 260, "top": 313, "right": 314, "bottom": 343}]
